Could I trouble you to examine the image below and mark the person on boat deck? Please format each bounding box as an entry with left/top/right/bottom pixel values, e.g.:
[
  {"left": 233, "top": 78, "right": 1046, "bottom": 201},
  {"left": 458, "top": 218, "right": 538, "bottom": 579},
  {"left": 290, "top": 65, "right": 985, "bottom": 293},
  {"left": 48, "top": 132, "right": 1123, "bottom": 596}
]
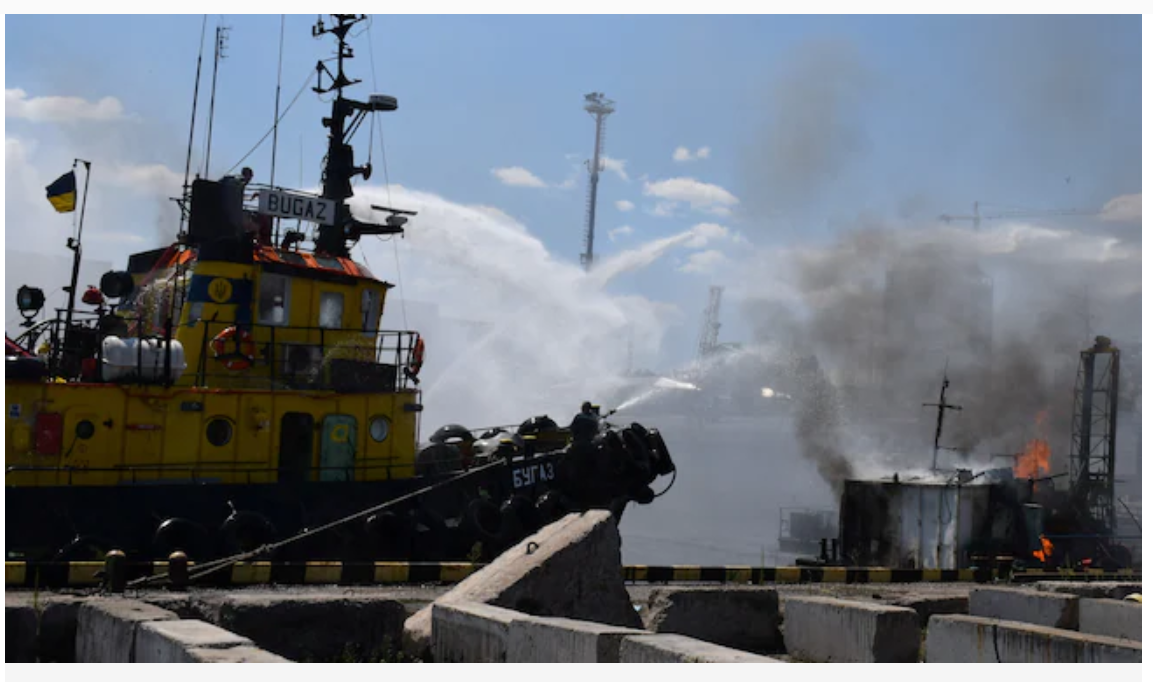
[
  {"left": 227, "top": 167, "right": 273, "bottom": 246},
  {"left": 569, "top": 401, "right": 600, "bottom": 446}
]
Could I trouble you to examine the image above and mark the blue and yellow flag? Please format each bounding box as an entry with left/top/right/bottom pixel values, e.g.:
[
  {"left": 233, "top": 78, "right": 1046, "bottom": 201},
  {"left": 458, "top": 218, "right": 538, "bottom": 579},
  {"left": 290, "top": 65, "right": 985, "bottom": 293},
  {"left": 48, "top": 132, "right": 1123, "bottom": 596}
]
[{"left": 45, "top": 171, "right": 77, "bottom": 213}]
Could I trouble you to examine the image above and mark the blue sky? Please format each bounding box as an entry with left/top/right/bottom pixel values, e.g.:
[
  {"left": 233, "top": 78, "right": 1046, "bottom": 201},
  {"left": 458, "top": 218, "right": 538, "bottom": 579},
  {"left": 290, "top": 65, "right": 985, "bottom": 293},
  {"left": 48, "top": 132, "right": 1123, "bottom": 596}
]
[{"left": 5, "top": 14, "right": 1143, "bottom": 370}]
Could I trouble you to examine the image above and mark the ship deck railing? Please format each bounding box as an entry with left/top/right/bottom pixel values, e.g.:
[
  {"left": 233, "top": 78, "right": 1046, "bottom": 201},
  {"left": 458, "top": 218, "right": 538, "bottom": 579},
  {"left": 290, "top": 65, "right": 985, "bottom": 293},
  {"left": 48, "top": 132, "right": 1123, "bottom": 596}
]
[
  {"left": 12, "top": 301, "right": 421, "bottom": 395},
  {"left": 191, "top": 319, "right": 420, "bottom": 393}
]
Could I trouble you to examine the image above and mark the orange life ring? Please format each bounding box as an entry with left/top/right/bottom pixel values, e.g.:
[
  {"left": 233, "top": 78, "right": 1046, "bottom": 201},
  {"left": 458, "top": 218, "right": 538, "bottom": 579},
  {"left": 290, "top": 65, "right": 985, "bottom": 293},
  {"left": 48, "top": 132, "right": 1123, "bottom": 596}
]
[
  {"left": 210, "top": 326, "right": 256, "bottom": 371},
  {"left": 409, "top": 336, "right": 425, "bottom": 376}
]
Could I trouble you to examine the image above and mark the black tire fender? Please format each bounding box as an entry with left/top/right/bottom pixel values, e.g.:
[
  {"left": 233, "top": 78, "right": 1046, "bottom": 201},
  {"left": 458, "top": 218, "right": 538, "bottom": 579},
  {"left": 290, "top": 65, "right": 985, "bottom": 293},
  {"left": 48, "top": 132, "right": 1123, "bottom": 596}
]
[
  {"left": 220, "top": 511, "right": 275, "bottom": 554},
  {"left": 647, "top": 428, "right": 675, "bottom": 476},
  {"left": 152, "top": 517, "right": 211, "bottom": 559},
  {"left": 54, "top": 534, "right": 112, "bottom": 562},
  {"left": 463, "top": 498, "right": 503, "bottom": 542}
]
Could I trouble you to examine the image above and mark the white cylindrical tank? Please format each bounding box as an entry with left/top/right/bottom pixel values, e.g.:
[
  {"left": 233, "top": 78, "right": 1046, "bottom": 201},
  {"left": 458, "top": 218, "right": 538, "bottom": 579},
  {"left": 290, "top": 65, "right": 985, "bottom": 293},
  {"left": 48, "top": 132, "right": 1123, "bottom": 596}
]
[{"left": 102, "top": 336, "right": 187, "bottom": 383}]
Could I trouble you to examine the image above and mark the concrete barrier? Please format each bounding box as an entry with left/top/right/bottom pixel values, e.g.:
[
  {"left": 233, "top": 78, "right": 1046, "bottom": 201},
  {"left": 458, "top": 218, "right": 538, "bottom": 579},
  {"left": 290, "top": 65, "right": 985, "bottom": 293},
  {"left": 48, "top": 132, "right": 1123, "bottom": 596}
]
[
  {"left": 75, "top": 598, "right": 179, "bottom": 662},
  {"left": 619, "top": 634, "right": 780, "bottom": 662},
  {"left": 1078, "top": 598, "right": 1141, "bottom": 641},
  {"left": 432, "top": 601, "right": 523, "bottom": 663},
  {"left": 5, "top": 593, "right": 83, "bottom": 663},
  {"left": 969, "top": 586, "right": 1078, "bottom": 629},
  {"left": 926, "top": 614, "right": 1141, "bottom": 663},
  {"left": 405, "top": 511, "right": 641, "bottom": 658},
  {"left": 136, "top": 620, "right": 288, "bottom": 663},
  {"left": 641, "top": 587, "right": 781, "bottom": 654},
  {"left": 1032, "top": 581, "right": 1142, "bottom": 600},
  {"left": 193, "top": 592, "right": 408, "bottom": 662},
  {"left": 508, "top": 615, "right": 646, "bottom": 662},
  {"left": 782, "top": 596, "right": 920, "bottom": 663},
  {"left": 891, "top": 593, "right": 968, "bottom": 628}
]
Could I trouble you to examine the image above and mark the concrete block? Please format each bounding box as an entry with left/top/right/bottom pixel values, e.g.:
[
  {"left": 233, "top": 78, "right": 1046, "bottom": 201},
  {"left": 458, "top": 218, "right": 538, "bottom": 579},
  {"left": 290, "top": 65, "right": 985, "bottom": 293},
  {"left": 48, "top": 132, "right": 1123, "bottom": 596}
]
[
  {"left": 642, "top": 587, "right": 781, "bottom": 654},
  {"left": 508, "top": 615, "right": 646, "bottom": 662},
  {"left": 926, "top": 614, "right": 1141, "bottom": 663},
  {"left": 1033, "top": 581, "right": 1143, "bottom": 600},
  {"left": 891, "top": 594, "right": 969, "bottom": 628},
  {"left": 969, "top": 586, "right": 1078, "bottom": 629},
  {"left": 619, "top": 634, "right": 781, "bottom": 663},
  {"left": 782, "top": 596, "right": 920, "bottom": 663},
  {"left": 431, "top": 601, "right": 523, "bottom": 663},
  {"left": 1079, "top": 598, "right": 1141, "bottom": 641},
  {"left": 184, "top": 645, "right": 292, "bottom": 663},
  {"left": 5, "top": 593, "right": 83, "bottom": 663},
  {"left": 404, "top": 511, "right": 641, "bottom": 658},
  {"left": 75, "top": 598, "right": 179, "bottom": 663},
  {"left": 195, "top": 592, "right": 407, "bottom": 662},
  {"left": 136, "top": 620, "right": 254, "bottom": 663}
]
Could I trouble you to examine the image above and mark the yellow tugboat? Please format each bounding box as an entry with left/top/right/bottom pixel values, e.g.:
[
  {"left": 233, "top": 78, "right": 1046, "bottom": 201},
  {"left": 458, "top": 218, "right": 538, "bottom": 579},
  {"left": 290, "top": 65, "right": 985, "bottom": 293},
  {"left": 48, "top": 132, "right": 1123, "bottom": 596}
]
[{"left": 6, "top": 15, "right": 674, "bottom": 570}]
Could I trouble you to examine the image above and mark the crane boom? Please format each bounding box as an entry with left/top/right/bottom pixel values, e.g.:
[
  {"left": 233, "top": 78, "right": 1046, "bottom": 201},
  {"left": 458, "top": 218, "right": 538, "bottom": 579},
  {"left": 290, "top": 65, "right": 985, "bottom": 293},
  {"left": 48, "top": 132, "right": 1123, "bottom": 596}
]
[{"left": 938, "top": 201, "right": 1099, "bottom": 228}]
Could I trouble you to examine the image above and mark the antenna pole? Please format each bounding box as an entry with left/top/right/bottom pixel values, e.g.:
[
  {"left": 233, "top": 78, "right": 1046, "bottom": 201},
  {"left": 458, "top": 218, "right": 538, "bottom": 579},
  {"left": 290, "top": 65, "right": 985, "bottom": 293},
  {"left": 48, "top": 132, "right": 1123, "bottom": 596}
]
[
  {"left": 922, "top": 362, "right": 963, "bottom": 471},
  {"left": 204, "top": 22, "right": 230, "bottom": 177},
  {"left": 178, "top": 15, "right": 209, "bottom": 238},
  {"left": 270, "top": 14, "right": 285, "bottom": 188},
  {"left": 581, "top": 92, "right": 615, "bottom": 271}
]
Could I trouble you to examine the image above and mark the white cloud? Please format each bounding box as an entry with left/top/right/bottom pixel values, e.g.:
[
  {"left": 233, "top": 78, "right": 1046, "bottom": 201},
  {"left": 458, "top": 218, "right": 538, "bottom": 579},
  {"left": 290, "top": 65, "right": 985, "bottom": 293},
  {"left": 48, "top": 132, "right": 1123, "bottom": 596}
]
[
  {"left": 643, "top": 177, "right": 739, "bottom": 213},
  {"left": 673, "top": 146, "right": 711, "bottom": 162},
  {"left": 6, "top": 88, "right": 128, "bottom": 122},
  {"left": 602, "top": 156, "right": 629, "bottom": 182},
  {"left": 104, "top": 163, "right": 183, "bottom": 196},
  {"left": 491, "top": 166, "right": 548, "bottom": 188},
  {"left": 608, "top": 225, "right": 634, "bottom": 242},
  {"left": 685, "top": 222, "right": 730, "bottom": 248},
  {"left": 1099, "top": 193, "right": 1140, "bottom": 222},
  {"left": 647, "top": 201, "right": 680, "bottom": 218},
  {"left": 615, "top": 200, "right": 635, "bottom": 212},
  {"left": 678, "top": 249, "right": 728, "bottom": 274}
]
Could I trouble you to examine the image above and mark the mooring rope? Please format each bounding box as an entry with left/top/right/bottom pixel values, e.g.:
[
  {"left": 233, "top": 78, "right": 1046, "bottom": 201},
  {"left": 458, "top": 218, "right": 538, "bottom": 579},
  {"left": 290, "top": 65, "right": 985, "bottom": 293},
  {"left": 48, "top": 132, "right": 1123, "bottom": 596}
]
[{"left": 126, "top": 460, "right": 505, "bottom": 589}]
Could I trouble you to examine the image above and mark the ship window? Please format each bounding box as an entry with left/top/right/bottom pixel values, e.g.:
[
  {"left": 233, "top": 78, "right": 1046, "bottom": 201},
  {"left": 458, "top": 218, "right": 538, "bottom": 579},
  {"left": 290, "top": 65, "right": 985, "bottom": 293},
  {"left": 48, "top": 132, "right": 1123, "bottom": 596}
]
[
  {"left": 206, "top": 418, "right": 233, "bottom": 447},
  {"left": 314, "top": 256, "right": 343, "bottom": 271},
  {"left": 319, "top": 292, "right": 344, "bottom": 329},
  {"left": 279, "top": 251, "right": 306, "bottom": 267},
  {"left": 258, "top": 274, "right": 290, "bottom": 326},
  {"left": 75, "top": 420, "right": 96, "bottom": 440},
  {"left": 361, "top": 289, "right": 380, "bottom": 331},
  {"left": 369, "top": 416, "right": 391, "bottom": 442}
]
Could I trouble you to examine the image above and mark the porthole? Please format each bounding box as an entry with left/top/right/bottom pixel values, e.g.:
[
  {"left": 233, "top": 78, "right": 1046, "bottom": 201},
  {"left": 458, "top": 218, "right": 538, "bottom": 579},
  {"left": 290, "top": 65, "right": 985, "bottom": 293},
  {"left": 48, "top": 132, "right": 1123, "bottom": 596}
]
[
  {"left": 369, "top": 416, "right": 391, "bottom": 442},
  {"left": 206, "top": 418, "right": 234, "bottom": 447},
  {"left": 75, "top": 420, "right": 95, "bottom": 440}
]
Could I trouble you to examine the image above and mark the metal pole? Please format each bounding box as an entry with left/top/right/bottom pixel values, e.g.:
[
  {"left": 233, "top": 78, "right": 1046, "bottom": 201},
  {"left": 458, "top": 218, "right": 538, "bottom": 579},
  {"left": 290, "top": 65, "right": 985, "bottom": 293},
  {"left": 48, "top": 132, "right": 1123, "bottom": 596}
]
[
  {"left": 179, "top": 15, "right": 209, "bottom": 238},
  {"left": 270, "top": 14, "right": 285, "bottom": 188},
  {"left": 62, "top": 160, "right": 92, "bottom": 352}
]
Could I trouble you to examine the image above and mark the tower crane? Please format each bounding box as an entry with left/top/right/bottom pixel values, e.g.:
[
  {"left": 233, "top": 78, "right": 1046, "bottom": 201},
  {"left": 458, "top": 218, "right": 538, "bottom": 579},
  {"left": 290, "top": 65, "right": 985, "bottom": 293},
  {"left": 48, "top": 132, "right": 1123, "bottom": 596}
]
[{"left": 938, "top": 201, "right": 1099, "bottom": 229}]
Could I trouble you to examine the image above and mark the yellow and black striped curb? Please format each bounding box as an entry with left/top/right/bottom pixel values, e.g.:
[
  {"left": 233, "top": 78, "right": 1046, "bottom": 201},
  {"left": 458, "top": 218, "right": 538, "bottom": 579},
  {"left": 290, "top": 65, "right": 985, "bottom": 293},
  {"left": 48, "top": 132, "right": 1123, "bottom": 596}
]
[
  {"left": 1012, "top": 568, "right": 1141, "bottom": 582},
  {"left": 5, "top": 561, "right": 1138, "bottom": 588}
]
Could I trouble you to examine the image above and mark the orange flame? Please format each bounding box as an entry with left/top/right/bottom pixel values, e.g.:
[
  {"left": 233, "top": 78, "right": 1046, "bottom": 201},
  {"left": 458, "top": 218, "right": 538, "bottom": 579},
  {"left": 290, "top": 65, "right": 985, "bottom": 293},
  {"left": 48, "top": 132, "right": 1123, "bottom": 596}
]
[
  {"left": 1032, "top": 534, "right": 1054, "bottom": 563},
  {"left": 1014, "top": 411, "right": 1051, "bottom": 479}
]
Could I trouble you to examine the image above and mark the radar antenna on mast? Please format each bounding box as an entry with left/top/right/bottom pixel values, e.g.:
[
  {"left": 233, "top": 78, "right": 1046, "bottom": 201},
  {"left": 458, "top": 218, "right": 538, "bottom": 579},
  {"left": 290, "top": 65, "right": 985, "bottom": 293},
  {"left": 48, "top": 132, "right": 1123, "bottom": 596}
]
[{"left": 311, "top": 14, "right": 413, "bottom": 257}]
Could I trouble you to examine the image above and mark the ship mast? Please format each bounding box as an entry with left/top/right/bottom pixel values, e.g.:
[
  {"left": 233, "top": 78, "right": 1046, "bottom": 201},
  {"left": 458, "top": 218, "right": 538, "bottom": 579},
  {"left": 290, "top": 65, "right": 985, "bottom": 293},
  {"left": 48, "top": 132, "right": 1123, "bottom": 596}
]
[{"left": 311, "top": 14, "right": 406, "bottom": 257}]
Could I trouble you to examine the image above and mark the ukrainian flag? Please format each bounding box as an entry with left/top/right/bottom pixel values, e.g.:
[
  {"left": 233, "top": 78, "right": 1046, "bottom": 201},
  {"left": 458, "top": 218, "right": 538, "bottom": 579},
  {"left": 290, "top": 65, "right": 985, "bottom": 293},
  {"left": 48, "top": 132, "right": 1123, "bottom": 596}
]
[{"left": 45, "top": 170, "right": 77, "bottom": 213}]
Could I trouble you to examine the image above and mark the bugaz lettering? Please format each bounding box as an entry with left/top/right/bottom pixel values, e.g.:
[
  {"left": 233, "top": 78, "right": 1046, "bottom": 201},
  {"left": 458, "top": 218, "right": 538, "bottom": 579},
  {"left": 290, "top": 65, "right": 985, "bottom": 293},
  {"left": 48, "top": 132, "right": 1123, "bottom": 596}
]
[
  {"left": 266, "top": 192, "right": 329, "bottom": 222},
  {"left": 512, "top": 462, "right": 555, "bottom": 489}
]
